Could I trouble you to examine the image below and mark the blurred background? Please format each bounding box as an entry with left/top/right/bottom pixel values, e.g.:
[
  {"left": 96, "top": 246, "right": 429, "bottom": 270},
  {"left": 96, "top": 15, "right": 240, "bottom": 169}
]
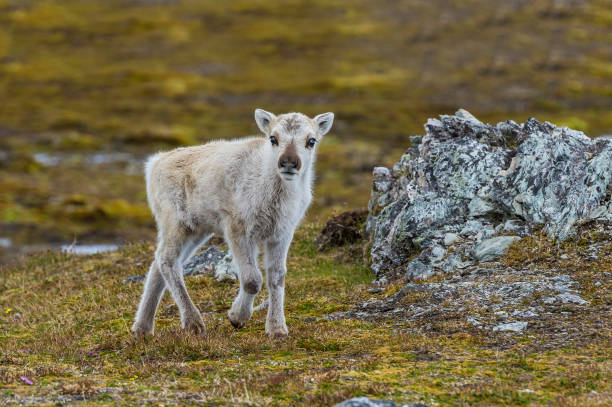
[{"left": 0, "top": 0, "right": 610, "bottom": 262}]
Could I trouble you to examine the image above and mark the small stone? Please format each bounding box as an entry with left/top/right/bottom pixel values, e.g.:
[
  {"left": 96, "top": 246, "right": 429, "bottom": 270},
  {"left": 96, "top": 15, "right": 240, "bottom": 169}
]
[
  {"left": 431, "top": 245, "right": 447, "bottom": 260},
  {"left": 492, "top": 321, "right": 528, "bottom": 333},
  {"left": 594, "top": 282, "right": 602, "bottom": 287},
  {"left": 473, "top": 236, "right": 521, "bottom": 262},
  {"left": 557, "top": 293, "right": 589, "bottom": 305},
  {"left": 377, "top": 276, "right": 389, "bottom": 286},
  {"left": 511, "top": 309, "right": 538, "bottom": 318},
  {"left": 443, "top": 233, "right": 460, "bottom": 246},
  {"left": 542, "top": 297, "right": 556, "bottom": 305},
  {"left": 560, "top": 254, "right": 569, "bottom": 260},
  {"left": 123, "top": 274, "right": 145, "bottom": 283},
  {"left": 467, "top": 316, "right": 482, "bottom": 327},
  {"left": 503, "top": 220, "right": 523, "bottom": 233}
]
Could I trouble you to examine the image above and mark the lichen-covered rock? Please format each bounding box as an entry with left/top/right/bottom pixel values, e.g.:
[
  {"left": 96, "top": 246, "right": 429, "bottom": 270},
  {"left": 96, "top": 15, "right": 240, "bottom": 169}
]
[
  {"left": 183, "top": 246, "right": 226, "bottom": 276},
  {"left": 124, "top": 246, "right": 238, "bottom": 283},
  {"left": 184, "top": 246, "right": 237, "bottom": 281},
  {"left": 367, "top": 110, "right": 612, "bottom": 280},
  {"left": 492, "top": 321, "right": 528, "bottom": 333},
  {"left": 473, "top": 236, "right": 521, "bottom": 262}
]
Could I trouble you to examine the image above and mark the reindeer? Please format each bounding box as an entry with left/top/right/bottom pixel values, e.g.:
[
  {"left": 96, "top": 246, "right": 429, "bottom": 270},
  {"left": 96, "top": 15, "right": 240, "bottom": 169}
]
[{"left": 131, "top": 109, "right": 334, "bottom": 339}]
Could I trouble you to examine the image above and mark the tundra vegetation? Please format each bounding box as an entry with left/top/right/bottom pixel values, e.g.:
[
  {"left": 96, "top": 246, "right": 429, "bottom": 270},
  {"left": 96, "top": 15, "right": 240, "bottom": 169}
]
[
  {"left": 1, "top": 224, "right": 610, "bottom": 405},
  {"left": 0, "top": 0, "right": 611, "bottom": 406}
]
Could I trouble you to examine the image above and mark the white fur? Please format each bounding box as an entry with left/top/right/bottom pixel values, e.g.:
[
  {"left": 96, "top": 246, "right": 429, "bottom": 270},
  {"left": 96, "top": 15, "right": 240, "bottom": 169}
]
[{"left": 132, "top": 110, "right": 334, "bottom": 338}]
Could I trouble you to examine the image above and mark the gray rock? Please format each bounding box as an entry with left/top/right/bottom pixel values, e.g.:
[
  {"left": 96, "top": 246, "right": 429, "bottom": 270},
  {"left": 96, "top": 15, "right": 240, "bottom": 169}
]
[
  {"left": 557, "top": 293, "right": 589, "bottom": 305},
  {"left": 334, "top": 397, "right": 428, "bottom": 407},
  {"left": 184, "top": 246, "right": 238, "bottom": 281},
  {"left": 406, "top": 252, "right": 434, "bottom": 281},
  {"left": 511, "top": 309, "right": 538, "bottom": 318},
  {"left": 123, "top": 274, "right": 145, "bottom": 283},
  {"left": 492, "top": 321, "right": 528, "bottom": 333},
  {"left": 503, "top": 220, "right": 524, "bottom": 233},
  {"left": 125, "top": 246, "right": 238, "bottom": 283},
  {"left": 366, "top": 111, "right": 612, "bottom": 280},
  {"left": 460, "top": 220, "right": 485, "bottom": 236},
  {"left": 211, "top": 253, "right": 238, "bottom": 281},
  {"left": 469, "top": 196, "right": 495, "bottom": 217},
  {"left": 494, "top": 310, "right": 508, "bottom": 319},
  {"left": 473, "top": 236, "right": 521, "bottom": 262},
  {"left": 467, "top": 316, "right": 482, "bottom": 327},
  {"left": 183, "top": 246, "right": 226, "bottom": 276},
  {"left": 443, "top": 232, "right": 460, "bottom": 246}
]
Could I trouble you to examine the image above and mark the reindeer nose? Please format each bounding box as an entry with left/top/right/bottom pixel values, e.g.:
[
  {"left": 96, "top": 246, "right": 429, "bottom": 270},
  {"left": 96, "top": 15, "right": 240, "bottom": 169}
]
[
  {"left": 278, "top": 141, "right": 302, "bottom": 172},
  {"left": 278, "top": 156, "right": 301, "bottom": 171}
]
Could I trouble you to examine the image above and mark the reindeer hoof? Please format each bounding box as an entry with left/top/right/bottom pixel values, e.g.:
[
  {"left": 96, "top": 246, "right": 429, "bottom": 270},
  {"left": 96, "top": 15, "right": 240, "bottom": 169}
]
[
  {"left": 266, "top": 325, "right": 289, "bottom": 340},
  {"left": 182, "top": 313, "right": 206, "bottom": 336},
  {"left": 227, "top": 306, "right": 251, "bottom": 329},
  {"left": 230, "top": 318, "right": 244, "bottom": 329},
  {"left": 131, "top": 322, "right": 154, "bottom": 338}
]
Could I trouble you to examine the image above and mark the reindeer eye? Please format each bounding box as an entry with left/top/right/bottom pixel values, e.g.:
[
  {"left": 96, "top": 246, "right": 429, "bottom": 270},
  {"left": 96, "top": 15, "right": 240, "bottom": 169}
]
[
  {"left": 269, "top": 135, "right": 278, "bottom": 146},
  {"left": 306, "top": 138, "right": 316, "bottom": 148}
]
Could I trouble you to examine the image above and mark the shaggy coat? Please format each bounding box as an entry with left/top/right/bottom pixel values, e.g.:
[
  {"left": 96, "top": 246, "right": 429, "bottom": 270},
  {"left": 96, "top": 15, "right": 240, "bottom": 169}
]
[{"left": 132, "top": 109, "right": 334, "bottom": 338}]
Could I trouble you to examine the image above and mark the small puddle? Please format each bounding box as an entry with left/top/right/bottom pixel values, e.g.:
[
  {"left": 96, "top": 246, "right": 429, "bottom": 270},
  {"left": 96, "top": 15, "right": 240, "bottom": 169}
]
[
  {"left": 33, "top": 152, "right": 64, "bottom": 166},
  {"left": 84, "top": 152, "right": 136, "bottom": 165},
  {"left": 0, "top": 238, "right": 12, "bottom": 248},
  {"left": 33, "top": 151, "right": 144, "bottom": 174},
  {"left": 61, "top": 244, "right": 120, "bottom": 255}
]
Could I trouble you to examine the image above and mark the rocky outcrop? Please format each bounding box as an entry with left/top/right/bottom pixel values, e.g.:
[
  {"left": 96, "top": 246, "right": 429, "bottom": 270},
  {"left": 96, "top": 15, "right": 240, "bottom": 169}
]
[
  {"left": 366, "top": 110, "right": 612, "bottom": 281},
  {"left": 328, "top": 220, "right": 610, "bottom": 343}
]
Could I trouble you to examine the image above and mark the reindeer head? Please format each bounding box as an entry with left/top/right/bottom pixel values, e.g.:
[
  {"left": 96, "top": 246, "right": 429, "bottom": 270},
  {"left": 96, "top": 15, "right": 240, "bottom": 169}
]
[{"left": 255, "top": 109, "right": 334, "bottom": 182}]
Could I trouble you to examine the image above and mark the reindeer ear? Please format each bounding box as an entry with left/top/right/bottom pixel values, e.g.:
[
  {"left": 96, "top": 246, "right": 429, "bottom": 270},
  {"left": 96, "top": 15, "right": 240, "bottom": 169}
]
[
  {"left": 314, "top": 112, "right": 334, "bottom": 136},
  {"left": 254, "top": 109, "right": 276, "bottom": 134}
]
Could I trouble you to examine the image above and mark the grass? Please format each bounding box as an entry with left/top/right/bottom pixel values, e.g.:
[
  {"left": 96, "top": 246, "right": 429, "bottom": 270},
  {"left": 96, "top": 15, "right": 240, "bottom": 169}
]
[{"left": 1, "top": 223, "right": 610, "bottom": 406}]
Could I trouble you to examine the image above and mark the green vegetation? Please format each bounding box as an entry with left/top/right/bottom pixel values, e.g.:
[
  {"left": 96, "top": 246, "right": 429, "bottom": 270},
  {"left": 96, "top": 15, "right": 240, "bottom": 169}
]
[{"left": 1, "top": 224, "right": 610, "bottom": 405}]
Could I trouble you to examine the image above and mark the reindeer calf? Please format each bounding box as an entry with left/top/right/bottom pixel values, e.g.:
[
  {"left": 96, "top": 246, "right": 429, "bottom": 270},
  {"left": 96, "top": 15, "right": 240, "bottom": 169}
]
[{"left": 132, "top": 109, "right": 334, "bottom": 339}]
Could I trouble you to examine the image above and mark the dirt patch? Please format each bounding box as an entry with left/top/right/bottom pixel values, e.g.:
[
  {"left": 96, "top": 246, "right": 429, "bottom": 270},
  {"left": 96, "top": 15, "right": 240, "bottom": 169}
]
[{"left": 316, "top": 209, "right": 368, "bottom": 251}]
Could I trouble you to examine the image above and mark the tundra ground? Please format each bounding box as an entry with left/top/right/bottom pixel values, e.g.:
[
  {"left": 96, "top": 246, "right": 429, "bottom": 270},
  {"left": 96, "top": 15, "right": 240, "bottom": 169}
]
[{"left": 1, "top": 224, "right": 610, "bottom": 406}]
